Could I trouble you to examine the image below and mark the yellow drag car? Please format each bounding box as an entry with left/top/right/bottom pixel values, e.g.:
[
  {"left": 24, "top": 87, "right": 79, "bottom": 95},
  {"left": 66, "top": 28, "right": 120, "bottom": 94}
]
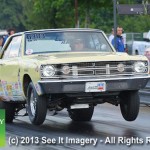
[{"left": 0, "top": 28, "right": 149, "bottom": 125}]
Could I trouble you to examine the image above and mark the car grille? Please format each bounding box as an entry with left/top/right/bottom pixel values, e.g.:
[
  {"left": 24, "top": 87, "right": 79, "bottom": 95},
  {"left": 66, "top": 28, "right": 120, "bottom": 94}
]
[
  {"left": 41, "top": 61, "right": 148, "bottom": 79},
  {"left": 64, "top": 61, "right": 134, "bottom": 76}
]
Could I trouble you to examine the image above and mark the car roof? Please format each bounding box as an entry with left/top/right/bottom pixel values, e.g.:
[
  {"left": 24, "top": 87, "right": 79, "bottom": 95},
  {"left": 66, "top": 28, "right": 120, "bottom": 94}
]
[
  {"left": 13, "top": 28, "right": 102, "bottom": 36},
  {"left": 25, "top": 28, "right": 102, "bottom": 33}
]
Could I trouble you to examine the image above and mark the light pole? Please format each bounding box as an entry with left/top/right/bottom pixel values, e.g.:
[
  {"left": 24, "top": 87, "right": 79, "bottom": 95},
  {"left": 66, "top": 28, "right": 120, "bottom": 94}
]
[
  {"left": 113, "top": 0, "right": 117, "bottom": 49},
  {"left": 75, "top": 0, "right": 79, "bottom": 28}
]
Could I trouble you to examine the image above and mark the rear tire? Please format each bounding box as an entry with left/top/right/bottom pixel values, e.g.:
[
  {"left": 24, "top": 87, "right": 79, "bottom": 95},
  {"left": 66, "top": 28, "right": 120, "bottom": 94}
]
[
  {"left": 27, "top": 82, "right": 47, "bottom": 125},
  {"left": 120, "top": 90, "right": 140, "bottom": 121},
  {"left": 0, "top": 101, "right": 15, "bottom": 123},
  {"left": 68, "top": 106, "right": 94, "bottom": 121}
]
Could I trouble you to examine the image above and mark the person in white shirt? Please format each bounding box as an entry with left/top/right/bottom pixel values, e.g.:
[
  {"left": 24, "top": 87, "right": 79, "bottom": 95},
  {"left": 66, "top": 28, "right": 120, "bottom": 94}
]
[{"left": 108, "top": 28, "right": 114, "bottom": 43}]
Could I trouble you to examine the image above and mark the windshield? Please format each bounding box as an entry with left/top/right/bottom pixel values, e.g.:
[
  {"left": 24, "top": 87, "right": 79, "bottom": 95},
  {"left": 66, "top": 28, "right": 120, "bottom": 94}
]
[{"left": 25, "top": 31, "right": 113, "bottom": 55}]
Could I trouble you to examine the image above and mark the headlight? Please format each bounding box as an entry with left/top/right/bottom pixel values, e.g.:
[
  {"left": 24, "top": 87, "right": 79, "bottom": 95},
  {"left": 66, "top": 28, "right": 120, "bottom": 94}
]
[
  {"left": 117, "top": 64, "right": 125, "bottom": 72},
  {"left": 134, "top": 62, "right": 147, "bottom": 73},
  {"left": 42, "top": 65, "right": 55, "bottom": 77},
  {"left": 62, "top": 66, "right": 70, "bottom": 74}
]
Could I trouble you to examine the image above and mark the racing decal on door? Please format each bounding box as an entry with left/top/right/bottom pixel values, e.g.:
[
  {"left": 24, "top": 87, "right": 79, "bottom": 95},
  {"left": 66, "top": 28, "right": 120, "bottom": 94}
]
[
  {"left": 0, "top": 82, "right": 3, "bottom": 96},
  {"left": 0, "top": 80, "right": 24, "bottom": 101}
]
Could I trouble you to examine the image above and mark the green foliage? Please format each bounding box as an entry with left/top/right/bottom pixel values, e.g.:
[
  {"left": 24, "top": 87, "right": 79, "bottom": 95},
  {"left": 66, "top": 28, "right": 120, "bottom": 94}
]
[
  {"left": 118, "top": 15, "right": 150, "bottom": 32},
  {"left": 0, "top": 0, "right": 149, "bottom": 33},
  {"left": 27, "top": 0, "right": 75, "bottom": 29},
  {"left": 0, "top": 0, "right": 25, "bottom": 31}
]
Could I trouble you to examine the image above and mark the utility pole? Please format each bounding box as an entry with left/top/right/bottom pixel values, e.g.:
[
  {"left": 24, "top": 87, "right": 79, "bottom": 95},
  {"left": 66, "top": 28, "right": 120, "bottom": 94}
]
[
  {"left": 113, "top": 0, "right": 117, "bottom": 49},
  {"left": 75, "top": 0, "right": 79, "bottom": 28}
]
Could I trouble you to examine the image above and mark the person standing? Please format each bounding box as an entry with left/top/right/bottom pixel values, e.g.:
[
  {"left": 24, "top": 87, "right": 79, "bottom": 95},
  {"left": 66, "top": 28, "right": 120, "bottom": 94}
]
[
  {"left": 112, "top": 26, "right": 125, "bottom": 52},
  {"left": 108, "top": 28, "right": 114, "bottom": 43},
  {"left": 1, "top": 28, "right": 15, "bottom": 47}
]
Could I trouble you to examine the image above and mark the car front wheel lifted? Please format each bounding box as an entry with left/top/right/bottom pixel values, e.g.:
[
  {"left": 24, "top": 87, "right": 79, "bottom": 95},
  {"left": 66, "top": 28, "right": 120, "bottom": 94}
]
[{"left": 120, "top": 90, "right": 140, "bottom": 121}]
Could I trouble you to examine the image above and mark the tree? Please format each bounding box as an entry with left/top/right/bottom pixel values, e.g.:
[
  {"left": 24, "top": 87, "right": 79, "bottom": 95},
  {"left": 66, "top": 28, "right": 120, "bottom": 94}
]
[
  {"left": 25, "top": 0, "right": 75, "bottom": 29},
  {"left": 76, "top": 0, "right": 112, "bottom": 28},
  {"left": 0, "top": 0, "right": 25, "bottom": 31},
  {"left": 135, "top": 0, "right": 143, "bottom": 3},
  {"left": 0, "top": 0, "right": 150, "bottom": 33}
]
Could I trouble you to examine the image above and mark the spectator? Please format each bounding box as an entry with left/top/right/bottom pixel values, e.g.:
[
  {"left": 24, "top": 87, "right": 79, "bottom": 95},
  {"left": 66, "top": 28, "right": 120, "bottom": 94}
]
[
  {"left": 1, "top": 28, "right": 15, "bottom": 47},
  {"left": 108, "top": 28, "right": 114, "bottom": 43},
  {"left": 112, "top": 26, "right": 125, "bottom": 52}
]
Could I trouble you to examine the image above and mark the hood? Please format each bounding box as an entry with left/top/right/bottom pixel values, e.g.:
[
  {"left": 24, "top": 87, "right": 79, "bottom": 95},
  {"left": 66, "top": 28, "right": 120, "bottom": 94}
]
[{"left": 25, "top": 52, "right": 148, "bottom": 65}]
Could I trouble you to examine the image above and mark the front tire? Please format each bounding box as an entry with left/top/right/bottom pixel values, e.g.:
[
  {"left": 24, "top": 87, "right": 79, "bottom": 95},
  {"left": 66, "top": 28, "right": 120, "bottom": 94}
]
[
  {"left": 68, "top": 106, "right": 94, "bottom": 121},
  {"left": 0, "top": 101, "right": 15, "bottom": 123},
  {"left": 120, "top": 90, "right": 140, "bottom": 121},
  {"left": 27, "top": 82, "right": 47, "bottom": 125}
]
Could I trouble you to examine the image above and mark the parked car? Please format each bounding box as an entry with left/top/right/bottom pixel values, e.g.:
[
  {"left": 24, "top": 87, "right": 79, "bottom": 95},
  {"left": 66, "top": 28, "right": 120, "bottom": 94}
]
[
  {"left": 132, "top": 31, "right": 150, "bottom": 55},
  {"left": 0, "top": 28, "right": 149, "bottom": 125}
]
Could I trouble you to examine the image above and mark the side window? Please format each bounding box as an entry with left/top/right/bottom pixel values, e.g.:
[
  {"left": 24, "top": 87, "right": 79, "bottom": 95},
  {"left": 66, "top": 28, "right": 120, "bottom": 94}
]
[{"left": 3, "top": 36, "right": 22, "bottom": 59}]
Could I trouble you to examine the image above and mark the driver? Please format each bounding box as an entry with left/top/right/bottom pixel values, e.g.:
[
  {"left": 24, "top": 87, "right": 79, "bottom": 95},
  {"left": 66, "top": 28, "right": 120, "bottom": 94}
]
[{"left": 71, "top": 39, "right": 84, "bottom": 51}]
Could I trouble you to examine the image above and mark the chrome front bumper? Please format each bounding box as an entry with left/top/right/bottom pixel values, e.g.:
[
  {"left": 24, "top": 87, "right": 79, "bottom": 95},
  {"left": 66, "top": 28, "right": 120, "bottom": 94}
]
[{"left": 38, "top": 76, "right": 150, "bottom": 94}]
